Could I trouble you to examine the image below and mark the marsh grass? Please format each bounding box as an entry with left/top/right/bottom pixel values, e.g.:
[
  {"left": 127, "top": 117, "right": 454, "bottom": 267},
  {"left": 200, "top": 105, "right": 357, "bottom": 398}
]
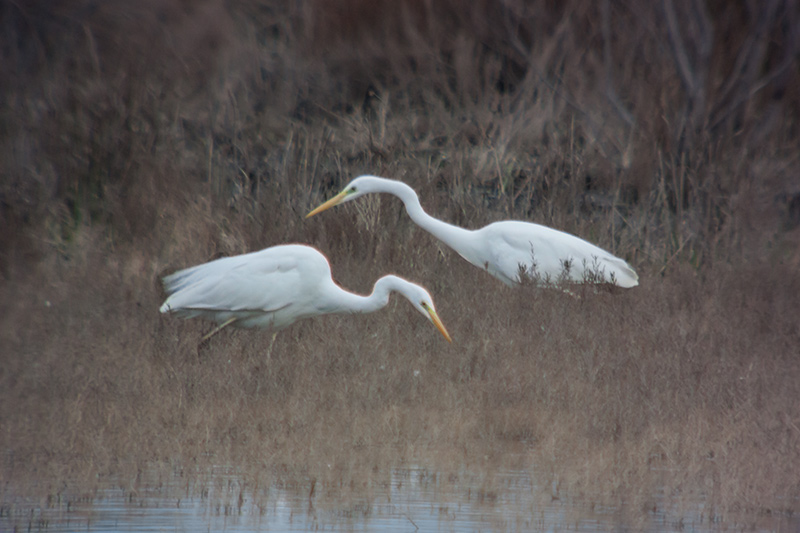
[{"left": 2, "top": 0, "right": 799, "bottom": 527}]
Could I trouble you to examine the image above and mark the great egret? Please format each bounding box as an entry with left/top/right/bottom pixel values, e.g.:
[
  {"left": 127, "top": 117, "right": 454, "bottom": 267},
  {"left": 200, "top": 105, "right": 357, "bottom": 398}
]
[
  {"left": 307, "top": 176, "right": 638, "bottom": 288},
  {"left": 160, "top": 244, "right": 452, "bottom": 343}
]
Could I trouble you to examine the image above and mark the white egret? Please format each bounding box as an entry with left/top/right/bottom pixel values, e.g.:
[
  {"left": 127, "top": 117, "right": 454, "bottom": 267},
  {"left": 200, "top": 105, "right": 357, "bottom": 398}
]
[
  {"left": 160, "top": 244, "right": 452, "bottom": 343},
  {"left": 307, "top": 176, "right": 638, "bottom": 288}
]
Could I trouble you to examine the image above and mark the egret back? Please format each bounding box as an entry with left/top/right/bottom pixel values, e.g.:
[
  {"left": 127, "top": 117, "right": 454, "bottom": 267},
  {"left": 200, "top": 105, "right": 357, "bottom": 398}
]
[
  {"left": 478, "top": 221, "right": 639, "bottom": 287},
  {"left": 159, "top": 245, "right": 335, "bottom": 329}
]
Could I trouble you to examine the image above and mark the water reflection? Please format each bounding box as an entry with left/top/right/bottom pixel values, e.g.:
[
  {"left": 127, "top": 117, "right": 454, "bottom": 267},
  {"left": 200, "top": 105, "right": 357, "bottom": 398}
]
[{"left": 3, "top": 463, "right": 796, "bottom": 532}]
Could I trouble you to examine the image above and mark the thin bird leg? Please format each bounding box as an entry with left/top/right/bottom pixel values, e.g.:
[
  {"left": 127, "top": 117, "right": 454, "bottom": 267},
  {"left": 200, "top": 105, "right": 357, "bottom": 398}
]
[
  {"left": 265, "top": 332, "right": 278, "bottom": 363},
  {"left": 255, "top": 332, "right": 279, "bottom": 396},
  {"left": 200, "top": 317, "right": 238, "bottom": 344}
]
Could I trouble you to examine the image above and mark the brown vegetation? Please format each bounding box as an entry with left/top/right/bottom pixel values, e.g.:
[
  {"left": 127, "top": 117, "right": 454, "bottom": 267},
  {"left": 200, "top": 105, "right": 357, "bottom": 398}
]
[{"left": 1, "top": 0, "right": 799, "bottom": 528}]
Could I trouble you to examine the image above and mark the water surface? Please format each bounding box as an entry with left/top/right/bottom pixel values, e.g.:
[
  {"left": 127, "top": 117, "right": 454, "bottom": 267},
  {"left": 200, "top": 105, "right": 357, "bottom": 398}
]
[{"left": 4, "top": 461, "right": 795, "bottom": 532}]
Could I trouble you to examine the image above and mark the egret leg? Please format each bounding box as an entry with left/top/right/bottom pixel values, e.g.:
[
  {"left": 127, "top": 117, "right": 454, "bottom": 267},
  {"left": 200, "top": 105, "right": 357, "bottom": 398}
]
[
  {"left": 200, "top": 317, "right": 238, "bottom": 344},
  {"left": 265, "top": 332, "right": 278, "bottom": 362}
]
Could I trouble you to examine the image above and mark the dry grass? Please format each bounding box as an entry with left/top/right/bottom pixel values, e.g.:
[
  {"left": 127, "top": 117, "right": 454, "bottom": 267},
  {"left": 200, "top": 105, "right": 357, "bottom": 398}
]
[{"left": 2, "top": 0, "right": 799, "bottom": 527}]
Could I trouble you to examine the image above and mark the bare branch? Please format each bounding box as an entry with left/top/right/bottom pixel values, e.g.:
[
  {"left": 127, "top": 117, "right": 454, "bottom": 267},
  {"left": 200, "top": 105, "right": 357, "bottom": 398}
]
[
  {"left": 663, "top": 0, "right": 697, "bottom": 97},
  {"left": 602, "top": 0, "right": 636, "bottom": 128}
]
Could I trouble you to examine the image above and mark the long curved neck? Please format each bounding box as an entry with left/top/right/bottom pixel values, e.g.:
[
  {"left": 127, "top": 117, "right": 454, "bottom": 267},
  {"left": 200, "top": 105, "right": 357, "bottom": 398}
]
[
  {"left": 373, "top": 178, "right": 475, "bottom": 256},
  {"left": 331, "top": 275, "right": 407, "bottom": 315}
]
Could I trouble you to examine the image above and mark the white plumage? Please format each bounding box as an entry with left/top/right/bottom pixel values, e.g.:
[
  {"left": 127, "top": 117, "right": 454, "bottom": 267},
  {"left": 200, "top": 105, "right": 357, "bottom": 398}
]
[
  {"left": 160, "top": 244, "right": 451, "bottom": 341},
  {"left": 307, "top": 176, "right": 638, "bottom": 288}
]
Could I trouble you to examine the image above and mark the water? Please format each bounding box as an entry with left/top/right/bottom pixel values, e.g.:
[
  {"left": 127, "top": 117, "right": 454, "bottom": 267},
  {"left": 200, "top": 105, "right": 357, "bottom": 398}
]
[{"left": 3, "top": 464, "right": 796, "bottom": 532}]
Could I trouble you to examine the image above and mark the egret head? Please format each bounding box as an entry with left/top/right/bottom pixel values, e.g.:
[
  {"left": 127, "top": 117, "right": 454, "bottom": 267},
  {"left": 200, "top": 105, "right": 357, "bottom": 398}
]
[
  {"left": 306, "top": 175, "right": 381, "bottom": 218},
  {"left": 403, "top": 282, "right": 452, "bottom": 343}
]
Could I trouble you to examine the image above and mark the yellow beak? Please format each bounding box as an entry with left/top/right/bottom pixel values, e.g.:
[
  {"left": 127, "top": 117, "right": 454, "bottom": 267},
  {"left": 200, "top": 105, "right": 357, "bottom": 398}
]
[
  {"left": 428, "top": 308, "right": 453, "bottom": 343},
  {"left": 306, "top": 190, "right": 349, "bottom": 218}
]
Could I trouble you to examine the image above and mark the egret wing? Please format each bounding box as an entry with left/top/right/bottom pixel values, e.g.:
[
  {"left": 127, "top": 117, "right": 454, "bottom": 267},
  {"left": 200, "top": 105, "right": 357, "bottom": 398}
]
[
  {"left": 484, "top": 222, "right": 637, "bottom": 286},
  {"left": 161, "top": 246, "right": 321, "bottom": 314}
]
